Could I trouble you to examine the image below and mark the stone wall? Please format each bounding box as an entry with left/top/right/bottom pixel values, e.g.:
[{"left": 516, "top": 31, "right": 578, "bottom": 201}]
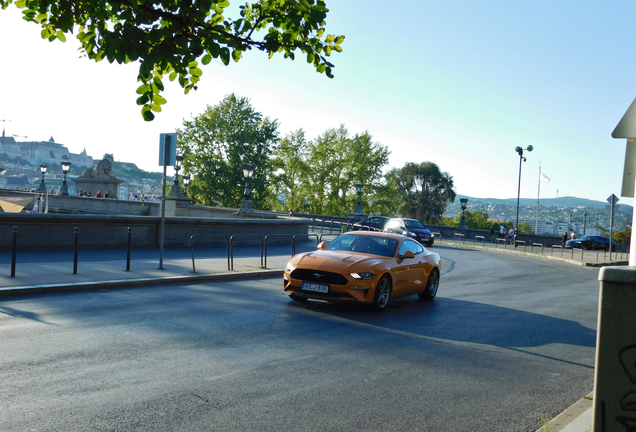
[{"left": 0, "top": 213, "right": 309, "bottom": 251}]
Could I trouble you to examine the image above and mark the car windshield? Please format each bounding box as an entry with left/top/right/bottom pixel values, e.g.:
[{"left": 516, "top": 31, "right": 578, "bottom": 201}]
[
  {"left": 404, "top": 220, "right": 425, "bottom": 229},
  {"left": 325, "top": 234, "right": 398, "bottom": 257}
]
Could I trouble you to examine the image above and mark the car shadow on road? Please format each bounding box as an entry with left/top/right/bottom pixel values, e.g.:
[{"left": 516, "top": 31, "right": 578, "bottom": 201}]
[{"left": 296, "top": 295, "right": 596, "bottom": 352}]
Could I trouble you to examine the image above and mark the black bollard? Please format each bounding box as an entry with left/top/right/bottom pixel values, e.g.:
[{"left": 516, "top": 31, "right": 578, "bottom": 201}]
[
  {"left": 126, "top": 227, "right": 131, "bottom": 271},
  {"left": 10, "top": 226, "right": 17, "bottom": 278},
  {"left": 73, "top": 227, "right": 79, "bottom": 275}
]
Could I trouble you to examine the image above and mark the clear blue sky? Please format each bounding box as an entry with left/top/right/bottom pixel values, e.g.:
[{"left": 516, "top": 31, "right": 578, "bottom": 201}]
[{"left": 1, "top": 1, "right": 635, "bottom": 205}]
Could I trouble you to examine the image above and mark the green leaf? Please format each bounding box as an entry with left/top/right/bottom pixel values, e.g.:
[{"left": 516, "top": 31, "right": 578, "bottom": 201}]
[
  {"left": 316, "top": 63, "right": 326, "bottom": 73},
  {"left": 190, "top": 67, "right": 203, "bottom": 77},
  {"left": 142, "top": 109, "right": 155, "bottom": 122},
  {"left": 153, "top": 94, "right": 167, "bottom": 105},
  {"left": 136, "top": 83, "right": 150, "bottom": 95},
  {"left": 232, "top": 49, "right": 241, "bottom": 62},
  {"left": 201, "top": 54, "right": 212, "bottom": 65},
  {"left": 150, "top": 103, "right": 162, "bottom": 112},
  {"left": 335, "top": 35, "right": 345, "bottom": 44},
  {"left": 219, "top": 48, "right": 230, "bottom": 65},
  {"left": 136, "top": 94, "right": 150, "bottom": 105},
  {"left": 40, "top": 28, "right": 50, "bottom": 39},
  {"left": 218, "top": 0, "right": 230, "bottom": 7},
  {"left": 56, "top": 31, "right": 66, "bottom": 42},
  {"left": 169, "top": 71, "right": 178, "bottom": 81},
  {"left": 306, "top": 52, "right": 314, "bottom": 63},
  {"left": 153, "top": 76, "right": 164, "bottom": 91}
]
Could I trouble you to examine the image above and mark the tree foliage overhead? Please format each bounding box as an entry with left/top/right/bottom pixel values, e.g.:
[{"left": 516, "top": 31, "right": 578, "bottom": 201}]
[
  {"left": 177, "top": 93, "right": 278, "bottom": 208},
  {"left": 1, "top": 0, "right": 344, "bottom": 121},
  {"left": 386, "top": 162, "right": 456, "bottom": 224}
]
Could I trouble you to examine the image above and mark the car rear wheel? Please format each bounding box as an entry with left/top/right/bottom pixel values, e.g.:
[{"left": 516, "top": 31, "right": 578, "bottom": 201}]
[
  {"left": 372, "top": 276, "right": 392, "bottom": 310},
  {"left": 289, "top": 294, "right": 308, "bottom": 303},
  {"left": 418, "top": 269, "right": 439, "bottom": 301}
]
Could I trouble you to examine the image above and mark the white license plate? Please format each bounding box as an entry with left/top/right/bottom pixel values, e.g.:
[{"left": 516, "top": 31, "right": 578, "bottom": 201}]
[{"left": 302, "top": 282, "right": 329, "bottom": 293}]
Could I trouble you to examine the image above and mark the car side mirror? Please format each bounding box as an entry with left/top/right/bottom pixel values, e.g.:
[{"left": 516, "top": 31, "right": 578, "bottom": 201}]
[
  {"left": 398, "top": 250, "right": 415, "bottom": 260},
  {"left": 317, "top": 241, "right": 327, "bottom": 250}
]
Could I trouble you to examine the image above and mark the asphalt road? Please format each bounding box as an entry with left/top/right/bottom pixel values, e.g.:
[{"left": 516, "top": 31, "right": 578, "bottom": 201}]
[{"left": 0, "top": 245, "right": 599, "bottom": 431}]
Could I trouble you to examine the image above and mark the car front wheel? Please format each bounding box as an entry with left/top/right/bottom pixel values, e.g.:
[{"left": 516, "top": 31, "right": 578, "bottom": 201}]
[
  {"left": 372, "top": 276, "right": 392, "bottom": 310},
  {"left": 419, "top": 269, "right": 439, "bottom": 301}
]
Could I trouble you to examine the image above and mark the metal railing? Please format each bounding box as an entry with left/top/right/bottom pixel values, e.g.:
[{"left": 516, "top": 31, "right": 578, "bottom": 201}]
[{"left": 190, "top": 234, "right": 230, "bottom": 272}]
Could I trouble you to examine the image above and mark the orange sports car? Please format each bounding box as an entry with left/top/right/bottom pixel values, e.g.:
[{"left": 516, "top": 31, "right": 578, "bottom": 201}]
[{"left": 283, "top": 231, "right": 441, "bottom": 310}]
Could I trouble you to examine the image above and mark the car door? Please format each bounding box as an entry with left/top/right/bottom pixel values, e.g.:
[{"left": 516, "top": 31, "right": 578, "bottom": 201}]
[{"left": 392, "top": 239, "right": 426, "bottom": 295}]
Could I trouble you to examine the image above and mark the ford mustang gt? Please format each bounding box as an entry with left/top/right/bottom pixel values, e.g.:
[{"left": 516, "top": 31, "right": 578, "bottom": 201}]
[{"left": 283, "top": 231, "right": 441, "bottom": 310}]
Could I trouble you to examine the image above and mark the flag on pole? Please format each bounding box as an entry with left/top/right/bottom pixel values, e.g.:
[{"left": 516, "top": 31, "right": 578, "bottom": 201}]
[{"left": 539, "top": 172, "right": 550, "bottom": 183}]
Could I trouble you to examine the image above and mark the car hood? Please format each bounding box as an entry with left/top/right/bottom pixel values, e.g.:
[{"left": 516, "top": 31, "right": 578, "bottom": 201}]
[{"left": 292, "top": 250, "right": 389, "bottom": 272}]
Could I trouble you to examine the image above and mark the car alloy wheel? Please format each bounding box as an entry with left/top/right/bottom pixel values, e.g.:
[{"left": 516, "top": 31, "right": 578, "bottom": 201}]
[
  {"left": 373, "top": 276, "right": 391, "bottom": 310},
  {"left": 419, "top": 269, "right": 439, "bottom": 301}
]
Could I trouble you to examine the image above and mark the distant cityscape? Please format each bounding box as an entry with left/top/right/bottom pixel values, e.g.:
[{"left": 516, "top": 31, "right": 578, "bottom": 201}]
[
  {"left": 0, "top": 132, "right": 164, "bottom": 199},
  {"left": 445, "top": 196, "right": 632, "bottom": 237},
  {"left": 0, "top": 132, "right": 632, "bottom": 236}
]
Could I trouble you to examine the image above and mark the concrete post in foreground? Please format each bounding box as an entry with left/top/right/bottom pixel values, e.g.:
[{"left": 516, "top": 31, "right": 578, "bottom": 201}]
[{"left": 592, "top": 267, "right": 636, "bottom": 432}]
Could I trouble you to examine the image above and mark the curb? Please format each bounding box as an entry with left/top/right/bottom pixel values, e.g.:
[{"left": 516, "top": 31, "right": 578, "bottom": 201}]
[
  {"left": 436, "top": 241, "right": 627, "bottom": 267},
  {"left": 0, "top": 269, "right": 284, "bottom": 298},
  {"left": 536, "top": 392, "right": 593, "bottom": 432}
]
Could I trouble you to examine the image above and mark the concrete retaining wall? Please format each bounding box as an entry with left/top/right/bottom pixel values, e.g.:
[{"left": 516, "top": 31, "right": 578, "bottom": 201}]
[{"left": 0, "top": 214, "right": 309, "bottom": 251}]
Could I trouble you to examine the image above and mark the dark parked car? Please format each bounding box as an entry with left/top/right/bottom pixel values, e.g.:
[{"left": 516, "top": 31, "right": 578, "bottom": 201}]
[
  {"left": 383, "top": 218, "right": 434, "bottom": 247},
  {"left": 350, "top": 216, "right": 389, "bottom": 232},
  {"left": 565, "top": 235, "right": 615, "bottom": 251}
]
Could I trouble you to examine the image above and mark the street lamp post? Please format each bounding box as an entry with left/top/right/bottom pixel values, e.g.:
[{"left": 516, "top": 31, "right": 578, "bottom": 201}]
[
  {"left": 238, "top": 163, "right": 256, "bottom": 215},
  {"left": 514, "top": 145, "right": 533, "bottom": 235},
  {"left": 38, "top": 164, "right": 48, "bottom": 192},
  {"left": 169, "top": 155, "right": 184, "bottom": 196},
  {"left": 60, "top": 161, "right": 71, "bottom": 196},
  {"left": 459, "top": 198, "right": 468, "bottom": 230},
  {"left": 183, "top": 174, "right": 191, "bottom": 196},
  {"left": 354, "top": 183, "right": 364, "bottom": 214},
  {"left": 584, "top": 212, "right": 587, "bottom": 235}
]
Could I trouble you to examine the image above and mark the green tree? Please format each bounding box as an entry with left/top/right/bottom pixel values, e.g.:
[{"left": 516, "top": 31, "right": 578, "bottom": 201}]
[
  {"left": 269, "top": 125, "right": 390, "bottom": 215},
  {"left": 1, "top": 0, "right": 344, "bottom": 121},
  {"left": 386, "top": 162, "right": 456, "bottom": 224},
  {"left": 614, "top": 228, "right": 631, "bottom": 245},
  {"left": 518, "top": 221, "right": 535, "bottom": 234},
  {"left": 177, "top": 94, "right": 278, "bottom": 208}
]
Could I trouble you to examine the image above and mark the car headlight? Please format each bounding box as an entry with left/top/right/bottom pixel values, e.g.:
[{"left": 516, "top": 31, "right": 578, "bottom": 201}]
[
  {"left": 285, "top": 262, "right": 296, "bottom": 272},
  {"left": 406, "top": 231, "right": 416, "bottom": 237},
  {"left": 351, "top": 272, "right": 376, "bottom": 280}
]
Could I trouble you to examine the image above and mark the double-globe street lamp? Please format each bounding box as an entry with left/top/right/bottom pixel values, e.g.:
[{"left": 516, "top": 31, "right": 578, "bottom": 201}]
[
  {"left": 37, "top": 164, "right": 47, "bottom": 192},
  {"left": 61, "top": 161, "right": 71, "bottom": 196},
  {"left": 459, "top": 198, "right": 468, "bottom": 230},
  {"left": 354, "top": 183, "right": 364, "bottom": 214},
  {"left": 238, "top": 163, "right": 256, "bottom": 214},
  {"left": 170, "top": 155, "right": 184, "bottom": 196},
  {"left": 514, "top": 145, "right": 533, "bottom": 237},
  {"left": 183, "top": 174, "right": 191, "bottom": 197}
]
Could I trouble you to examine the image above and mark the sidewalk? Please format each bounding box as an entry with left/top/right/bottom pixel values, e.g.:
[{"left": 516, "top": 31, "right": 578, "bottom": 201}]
[
  {"left": 0, "top": 242, "right": 600, "bottom": 432},
  {"left": 0, "top": 246, "right": 290, "bottom": 298}
]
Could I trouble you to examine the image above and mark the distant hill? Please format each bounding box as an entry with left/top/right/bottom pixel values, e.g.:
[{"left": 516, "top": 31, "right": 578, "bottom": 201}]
[{"left": 455, "top": 195, "right": 633, "bottom": 214}]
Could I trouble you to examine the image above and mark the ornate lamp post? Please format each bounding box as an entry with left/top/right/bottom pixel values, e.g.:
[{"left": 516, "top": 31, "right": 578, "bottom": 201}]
[
  {"left": 183, "top": 174, "right": 191, "bottom": 197},
  {"left": 169, "top": 155, "right": 184, "bottom": 196},
  {"left": 60, "top": 161, "right": 72, "bottom": 196},
  {"left": 514, "top": 145, "right": 533, "bottom": 235},
  {"left": 238, "top": 163, "right": 256, "bottom": 214},
  {"left": 38, "top": 164, "right": 48, "bottom": 192},
  {"left": 354, "top": 183, "right": 364, "bottom": 214},
  {"left": 459, "top": 198, "right": 468, "bottom": 230}
]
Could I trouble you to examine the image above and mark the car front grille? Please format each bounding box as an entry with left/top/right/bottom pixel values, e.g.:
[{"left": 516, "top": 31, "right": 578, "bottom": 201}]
[{"left": 290, "top": 269, "right": 349, "bottom": 286}]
